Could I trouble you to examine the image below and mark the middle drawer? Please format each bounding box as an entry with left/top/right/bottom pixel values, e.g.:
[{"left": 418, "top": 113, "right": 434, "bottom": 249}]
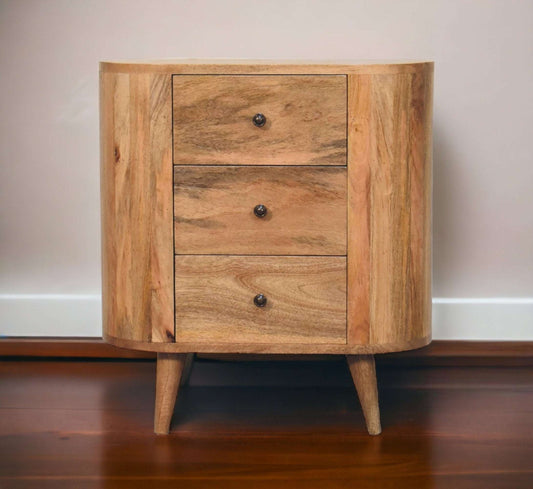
[{"left": 174, "top": 166, "right": 347, "bottom": 255}]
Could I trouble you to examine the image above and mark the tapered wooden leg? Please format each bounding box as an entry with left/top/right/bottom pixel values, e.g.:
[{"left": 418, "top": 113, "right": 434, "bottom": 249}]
[
  {"left": 180, "top": 353, "right": 195, "bottom": 386},
  {"left": 154, "top": 353, "right": 187, "bottom": 434},
  {"left": 346, "top": 354, "right": 382, "bottom": 435}
]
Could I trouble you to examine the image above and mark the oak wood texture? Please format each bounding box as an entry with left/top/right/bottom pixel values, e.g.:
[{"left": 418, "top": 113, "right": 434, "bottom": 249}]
[
  {"left": 174, "top": 166, "right": 347, "bottom": 255},
  {"left": 346, "top": 69, "right": 433, "bottom": 346},
  {"left": 346, "top": 354, "right": 381, "bottom": 435},
  {"left": 154, "top": 353, "right": 186, "bottom": 434},
  {"left": 174, "top": 255, "right": 346, "bottom": 344},
  {"left": 2, "top": 360, "right": 533, "bottom": 488},
  {"left": 100, "top": 71, "right": 174, "bottom": 343},
  {"left": 172, "top": 75, "right": 347, "bottom": 166}
]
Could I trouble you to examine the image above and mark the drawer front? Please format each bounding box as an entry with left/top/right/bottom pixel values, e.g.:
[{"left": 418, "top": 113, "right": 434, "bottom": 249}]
[
  {"left": 174, "top": 166, "right": 347, "bottom": 255},
  {"left": 173, "top": 75, "right": 347, "bottom": 166},
  {"left": 175, "top": 256, "right": 347, "bottom": 344}
]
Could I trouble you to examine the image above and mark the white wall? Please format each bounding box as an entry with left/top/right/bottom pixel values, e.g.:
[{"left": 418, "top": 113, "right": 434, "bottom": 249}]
[{"left": 1, "top": 0, "right": 532, "bottom": 339}]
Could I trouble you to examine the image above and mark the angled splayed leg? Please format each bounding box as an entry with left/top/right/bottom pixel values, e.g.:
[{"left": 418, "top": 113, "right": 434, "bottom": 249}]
[{"left": 346, "top": 354, "right": 381, "bottom": 435}]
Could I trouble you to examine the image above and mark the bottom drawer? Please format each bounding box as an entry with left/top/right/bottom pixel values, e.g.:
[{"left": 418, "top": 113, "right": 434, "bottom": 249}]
[{"left": 175, "top": 256, "right": 347, "bottom": 344}]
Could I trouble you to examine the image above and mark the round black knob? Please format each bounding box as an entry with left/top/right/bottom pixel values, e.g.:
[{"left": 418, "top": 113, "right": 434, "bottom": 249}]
[
  {"left": 254, "top": 294, "right": 267, "bottom": 307},
  {"left": 252, "top": 113, "right": 266, "bottom": 127},
  {"left": 253, "top": 204, "right": 268, "bottom": 218}
]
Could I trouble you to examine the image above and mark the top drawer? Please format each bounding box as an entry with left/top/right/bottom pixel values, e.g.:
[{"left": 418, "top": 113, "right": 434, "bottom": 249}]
[{"left": 172, "top": 75, "right": 347, "bottom": 166}]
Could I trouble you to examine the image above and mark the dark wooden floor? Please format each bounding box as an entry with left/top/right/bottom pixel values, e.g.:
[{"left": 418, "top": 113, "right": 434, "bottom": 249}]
[{"left": 0, "top": 359, "right": 532, "bottom": 488}]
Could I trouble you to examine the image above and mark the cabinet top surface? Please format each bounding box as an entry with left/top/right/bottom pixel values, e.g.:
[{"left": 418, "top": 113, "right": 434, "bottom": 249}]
[{"left": 100, "top": 58, "right": 433, "bottom": 75}]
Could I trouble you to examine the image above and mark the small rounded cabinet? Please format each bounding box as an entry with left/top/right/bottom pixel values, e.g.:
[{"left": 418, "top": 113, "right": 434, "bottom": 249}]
[{"left": 100, "top": 60, "right": 433, "bottom": 435}]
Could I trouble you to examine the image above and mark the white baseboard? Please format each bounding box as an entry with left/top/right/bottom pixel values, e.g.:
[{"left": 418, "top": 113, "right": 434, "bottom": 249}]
[
  {"left": 432, "top": 298, "right": 533, "bottom": 340},
  {"left": 0, "top": 295, "right": 102, "bottom": 337},
  {"left": 1, "top": 295, "right": 532, "bottom": 340}
]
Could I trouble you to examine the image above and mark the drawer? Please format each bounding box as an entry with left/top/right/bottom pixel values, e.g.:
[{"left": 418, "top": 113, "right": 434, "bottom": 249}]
[
  {"left": 174, "top": 166, "right": 347, "bottom": 255},
  {"left": 175, "top": 256, "right": 346, "bottom": 344},
  {"left": 172, "top": 75, "right": 347, "bottom": 166}
]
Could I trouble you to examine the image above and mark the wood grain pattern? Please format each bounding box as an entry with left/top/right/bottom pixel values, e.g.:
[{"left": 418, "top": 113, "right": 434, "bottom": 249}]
[
  {"left": 346, "top": 355, "right": 381, "bottom": 435},
  {"left": 174, "top": 256, "right": 347, "bottom": 344},
  {"left": 154, "top": 353, "right": 186, "bottom": 434},
  {"left": 172, "top": 75, "right": 347, "bottom": 165},
  {"left": 368, "top": 72, "right": 433, "bottom": 345},
  {"left": 0, "top": 338, "right": 157, "bottom": 358},
  {"left": 100, "top": 71, "right": 174, "bottom": 343},
  {"left": 347, "top": 75, "right": 371, "bottom": 344},
  {"left": 346, "top": 69, "right": 433, "bottom": 346},
  {"left": 4, "top": 339, "right": 533, "bottom": 366},
  {"left": 3, "top": 360, "right": 533, "bottom": 487},
  {"left": 101, "top": 59, "right": 434, "bottom": 76},
  {"left": 99, "top": 61, "right": 433, "bottom": 355},
  {"left": 105, "top": 333, "right": 430, "bottom": 354},
  {"left": 174, "top": 166, "right": 347, "bottom": 255}
]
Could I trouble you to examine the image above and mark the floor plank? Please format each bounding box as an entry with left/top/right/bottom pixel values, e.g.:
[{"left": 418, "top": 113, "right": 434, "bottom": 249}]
[{"left": 0, "top": 359, "right": 532, "bottom": 488}]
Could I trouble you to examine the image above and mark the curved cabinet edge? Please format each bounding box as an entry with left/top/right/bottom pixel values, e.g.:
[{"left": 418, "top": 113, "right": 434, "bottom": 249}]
[
  {"left": 100, "top": 70, "right": 174, "bottom": 343},
  {"left": 104, "top": 333, "right": 432, "bottom": 355},
  {"left": 101, "top": 62, "right": 433, "bottom": 352},
  {"left": 100, "top": 60, "right": 433, "bottom": 76},
  {"left": 347, "top": 68, "right": 433, "bottom": 347}
]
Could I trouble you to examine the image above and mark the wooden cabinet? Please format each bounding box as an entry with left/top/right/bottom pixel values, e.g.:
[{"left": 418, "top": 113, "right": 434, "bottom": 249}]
[{"left": 100, "top": 60, "right": 433, "bottom": 435}]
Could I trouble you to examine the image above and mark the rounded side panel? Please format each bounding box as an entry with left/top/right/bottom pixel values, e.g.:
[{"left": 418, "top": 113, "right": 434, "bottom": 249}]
[
  {"left": 100, "top": 69, "right": 174, "bottom": 344},
  {"left": 347, "top": 67, "right": 433, "bottom": 350}
]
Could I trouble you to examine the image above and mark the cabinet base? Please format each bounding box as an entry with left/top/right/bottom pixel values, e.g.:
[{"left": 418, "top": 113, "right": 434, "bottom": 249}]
[
  {"left": 154, "top": 353, "right": 382, "bottom": 435},
  {"left": 106, "top": 333, "right": 431, "bottom": 355}
]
